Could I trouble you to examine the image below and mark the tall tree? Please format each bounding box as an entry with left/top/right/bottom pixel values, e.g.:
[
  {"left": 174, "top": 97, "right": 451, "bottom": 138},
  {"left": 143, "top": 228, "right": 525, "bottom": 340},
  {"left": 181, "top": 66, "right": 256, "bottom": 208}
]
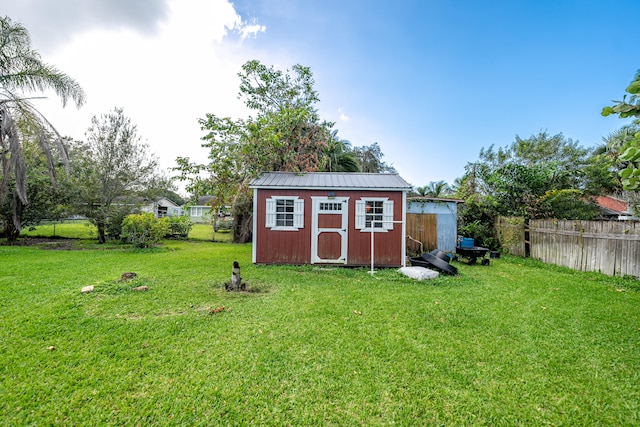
[
  {"left": 0, "top": 16, "right": 85, "bottom": 239},
  {"left": 177, "top": 60, "right": 335, "bottom": 243},
  {"left": 460, "top": 131, "right": 606, "bottom": 219},
  {"left": 602, "top": 69, "right": 640, "bottom": 191},
  {"left": 456, "top": 132, "right": 605, "bottom": 247},
  {"left": 70, "top": 108, "right": 166, "bottom": 243},
  {"left": 475, "top": 131, "right": 591, "bottom": 188},
  {"left": 352, "top": 142, "right": 396, "bottom": 173}
]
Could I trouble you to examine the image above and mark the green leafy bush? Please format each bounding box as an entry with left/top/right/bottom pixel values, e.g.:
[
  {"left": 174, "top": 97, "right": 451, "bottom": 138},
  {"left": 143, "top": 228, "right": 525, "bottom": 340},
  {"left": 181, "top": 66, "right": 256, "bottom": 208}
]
[
  {"left": 457, "top": 195, "right": 500, "bottom": 249},
  {"left": 166, "top": 215, "right": 192, "bottom": 238},
  {"left": 458, "top": 219, "right": 499, "bottom": 249},
  {"left": 104, "top": 205, "right": 133, "bottom": 241},
  {"left": 538, "top": 189, "right": 598, "bottom": 220},
  {"left": 121, "top": 213, "right": 169, "bottom": 248}
]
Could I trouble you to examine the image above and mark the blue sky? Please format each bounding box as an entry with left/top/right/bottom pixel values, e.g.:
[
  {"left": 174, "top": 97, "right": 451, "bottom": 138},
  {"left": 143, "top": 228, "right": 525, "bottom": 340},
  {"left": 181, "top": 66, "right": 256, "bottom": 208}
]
[{"left": 2, "top": 0, "right": 639, "bottom": 191}]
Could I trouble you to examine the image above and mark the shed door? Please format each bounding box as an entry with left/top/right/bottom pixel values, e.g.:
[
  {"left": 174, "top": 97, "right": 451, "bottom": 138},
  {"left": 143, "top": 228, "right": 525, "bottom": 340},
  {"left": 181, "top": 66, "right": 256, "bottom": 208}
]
[
  {"left": 311, "top": 197, "right": 348, "bottom": 264},
  {"left": 406, "top": 213, "right": 438, "bottom": 253}
]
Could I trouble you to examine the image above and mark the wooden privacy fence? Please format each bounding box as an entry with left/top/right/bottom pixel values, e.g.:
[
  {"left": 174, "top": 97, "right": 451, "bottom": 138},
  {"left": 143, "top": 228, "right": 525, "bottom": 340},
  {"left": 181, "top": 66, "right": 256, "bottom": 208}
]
[
  {"left": 496, "top": 217, "right": 640, "bottom": 278},
  {"left": 529, "top": 220, "right": 640, "bottom": 278}
]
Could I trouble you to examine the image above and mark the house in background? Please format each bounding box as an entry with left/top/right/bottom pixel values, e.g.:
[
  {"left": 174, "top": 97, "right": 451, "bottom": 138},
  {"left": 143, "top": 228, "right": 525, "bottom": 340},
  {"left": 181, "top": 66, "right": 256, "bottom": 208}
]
[
  {"left": 141, "top": 197, "right": 183, "bottom": 218},
  {"left": 250, "top": 172, "right": 412, "bottom": 267},
  {"left": 187, "top": 196, "right": 215, "bottom": 224},
  {"left": 595, "top": 195, "right": 637, "bottom": 220},
  {"left": 406, "top": 197, "right": 463, "bottom": 253}
]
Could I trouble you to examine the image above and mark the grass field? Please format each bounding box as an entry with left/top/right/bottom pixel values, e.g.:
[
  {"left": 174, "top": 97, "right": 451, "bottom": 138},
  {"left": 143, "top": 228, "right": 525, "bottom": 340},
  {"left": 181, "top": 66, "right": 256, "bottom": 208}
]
[
  {"left": 1, "top": 228, "right": 639, "bottom": 425},
  {"left": 19, "top": 220, "right": 232, "bottom": 242}
]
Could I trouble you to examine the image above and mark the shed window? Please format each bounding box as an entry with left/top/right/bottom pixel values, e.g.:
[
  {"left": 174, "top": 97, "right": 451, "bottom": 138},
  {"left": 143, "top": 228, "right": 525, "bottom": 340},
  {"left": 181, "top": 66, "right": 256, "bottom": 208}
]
[
  {"left": 319, "top": 202, "right": 343, "bottom": 213},
  {"left": 266, "top": 197, "right": 304, "bottom": 230},
  {"left": 355, "top": 198, "right": 394, "bottom": 232}
]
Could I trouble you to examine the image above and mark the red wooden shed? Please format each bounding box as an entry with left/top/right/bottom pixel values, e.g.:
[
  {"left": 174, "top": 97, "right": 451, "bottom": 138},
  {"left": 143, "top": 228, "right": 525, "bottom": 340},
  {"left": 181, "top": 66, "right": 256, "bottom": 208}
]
[{"left": 250, "top": 172, "right": 412, "bottom": 267}]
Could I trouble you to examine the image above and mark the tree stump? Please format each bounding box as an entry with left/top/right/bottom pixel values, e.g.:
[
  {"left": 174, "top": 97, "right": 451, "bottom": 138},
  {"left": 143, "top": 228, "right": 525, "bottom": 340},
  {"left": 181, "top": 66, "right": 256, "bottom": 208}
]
[
  {"left": 120, "top": 272, "right": 137, "bottom": 281},
  {"left": 226, "top": 261, "right": 245, "bottom": 291}
]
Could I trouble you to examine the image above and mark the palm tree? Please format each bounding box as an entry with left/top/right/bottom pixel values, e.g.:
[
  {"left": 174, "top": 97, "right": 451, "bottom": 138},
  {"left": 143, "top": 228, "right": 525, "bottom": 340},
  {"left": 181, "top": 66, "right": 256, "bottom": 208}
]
[
  {"left": 0, "top": 16, "right": 85, "bottom": 239},
  {"left": 415, "top": 180, "right": 453, "bottom": 198},
  {"left": 595, "top": 124, "right": 639, "bottom": 157},
  {"left": 322, "top": 131, "right": 359, "bottom": 172}
]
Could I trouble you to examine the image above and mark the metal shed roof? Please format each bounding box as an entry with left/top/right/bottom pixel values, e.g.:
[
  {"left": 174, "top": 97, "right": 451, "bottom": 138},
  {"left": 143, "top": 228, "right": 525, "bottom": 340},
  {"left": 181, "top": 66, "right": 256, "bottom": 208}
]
[{"left": 250, "top": 172, "right": 412, "bottom": 191}]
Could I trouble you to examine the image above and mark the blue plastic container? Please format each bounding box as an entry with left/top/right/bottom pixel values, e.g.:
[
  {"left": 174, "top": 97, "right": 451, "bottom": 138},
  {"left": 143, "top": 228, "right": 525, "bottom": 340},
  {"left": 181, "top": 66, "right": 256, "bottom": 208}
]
[{"left": 458, "top": 237, "right": 475, "bottom": 248}]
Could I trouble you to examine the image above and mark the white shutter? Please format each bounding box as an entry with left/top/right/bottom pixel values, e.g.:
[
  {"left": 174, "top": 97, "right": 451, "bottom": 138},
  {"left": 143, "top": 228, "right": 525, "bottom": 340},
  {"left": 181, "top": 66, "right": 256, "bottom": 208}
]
[
  {"left": 293, "top": 198, "right": 304, "bottom": 229},
  {"left": 355, "top": 200, "right": 365, "bottom": 229},
  {"left": 383, "top": 200, "right": 394, "bottom": 230},
  {"left": 265, "top": 198, "right": 276, "bottom": 228}
]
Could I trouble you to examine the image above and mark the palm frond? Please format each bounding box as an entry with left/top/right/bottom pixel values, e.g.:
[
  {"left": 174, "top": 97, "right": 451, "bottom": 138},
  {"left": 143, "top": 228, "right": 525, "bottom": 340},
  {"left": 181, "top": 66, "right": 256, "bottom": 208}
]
[
  {"left": 0, "top": 16, "right": 83, "bottom": 237},
  {"left": 0, "top": 16, "right": 85, "bottom": 108}
]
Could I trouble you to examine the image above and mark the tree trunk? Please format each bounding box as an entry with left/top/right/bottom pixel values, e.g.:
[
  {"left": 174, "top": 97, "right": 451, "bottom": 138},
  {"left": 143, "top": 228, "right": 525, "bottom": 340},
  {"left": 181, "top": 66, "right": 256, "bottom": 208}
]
[
  {"left": 97, "top": 221, "right": 106, "bottom": 244},
  {"left": 2, "top": 221, "right": 20, "bottom": 241},
  {"left": 233, "top": 212, "right": 253, "bottom": 243},
  {"left": 3, "top": 194, "right": 24, "bottom": 241}
]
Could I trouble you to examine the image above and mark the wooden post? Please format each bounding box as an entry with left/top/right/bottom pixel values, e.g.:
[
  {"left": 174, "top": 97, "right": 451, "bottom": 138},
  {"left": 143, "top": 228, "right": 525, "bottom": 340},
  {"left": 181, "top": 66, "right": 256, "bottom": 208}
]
[{"left": 229, "top": 261, "right": 242, "bottom": 290}]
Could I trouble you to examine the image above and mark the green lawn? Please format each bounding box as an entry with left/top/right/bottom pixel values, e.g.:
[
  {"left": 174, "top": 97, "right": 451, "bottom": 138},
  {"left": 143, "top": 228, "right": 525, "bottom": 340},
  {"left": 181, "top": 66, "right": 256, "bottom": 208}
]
[
  {"left": 19, "top": 220, "right": 232, "bottom": 242},
  {"left": 20, "top": 220, "right": 98, "bottom": 239},
  {"left": 1, "top": 237, "right": 638, "bottom": 426}
]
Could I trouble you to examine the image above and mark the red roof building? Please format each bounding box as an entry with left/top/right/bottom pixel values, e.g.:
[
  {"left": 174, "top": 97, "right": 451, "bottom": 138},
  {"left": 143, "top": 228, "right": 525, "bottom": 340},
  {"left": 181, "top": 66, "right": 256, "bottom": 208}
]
[{"left": 595, "top": 195, "right": 635, "bottom": 220}]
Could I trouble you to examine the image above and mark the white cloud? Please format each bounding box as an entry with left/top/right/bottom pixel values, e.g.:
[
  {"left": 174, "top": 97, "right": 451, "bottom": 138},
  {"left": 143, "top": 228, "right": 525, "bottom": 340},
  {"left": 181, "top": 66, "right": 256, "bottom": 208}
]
[
  {"left": 238, "top": 23, "right": 267, "bottom": 41},
  {"left": 0, "top": 0, "right": 170, "bottom": 53},
  {"left": 338, "top": 108, "right": 349, "bottom": 121},
  {"left": 27, "top": 0, "right": 266, "bottom": 194}
]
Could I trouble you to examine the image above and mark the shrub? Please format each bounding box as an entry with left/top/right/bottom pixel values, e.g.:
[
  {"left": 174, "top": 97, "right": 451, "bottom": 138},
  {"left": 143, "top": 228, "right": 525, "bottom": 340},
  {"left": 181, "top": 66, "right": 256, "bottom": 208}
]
[
  {"left": 537, "top": 189, "right": 598, "bottom": 220},
  {"left": 166, "top": 216, "right": 192, "bottom": 238},
  {"left": 458, "top": 195, "right": 500, "bottom": 249},
  {"left": 121, "top": 213, "right": 169, "bottom": 248},
  {"left": 104, "top": 205, "right": 132, "bottom": 241},
  {"left": 458, "top": 219, "right": 499, "bottom": 249}
]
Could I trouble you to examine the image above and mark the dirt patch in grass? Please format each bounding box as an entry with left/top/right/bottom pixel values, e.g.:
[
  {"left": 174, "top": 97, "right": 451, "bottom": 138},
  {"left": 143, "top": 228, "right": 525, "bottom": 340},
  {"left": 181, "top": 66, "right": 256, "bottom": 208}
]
[
  {"left": 3, "top": 237, "right": 160, "bottom": 251},
  {"left": 0, "top": 237, "right": 81, "bottom": 250},
  {"left": 221, "top": 280, "right": 270, "bottom": 294}
]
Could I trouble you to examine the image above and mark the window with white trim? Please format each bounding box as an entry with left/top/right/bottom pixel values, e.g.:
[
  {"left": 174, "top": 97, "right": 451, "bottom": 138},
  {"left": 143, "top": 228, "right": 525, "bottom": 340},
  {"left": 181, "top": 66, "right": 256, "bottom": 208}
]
[
  {"left": 266, "top": 196, "right": 304, "bottom": 230},
  {"left": 190, "top": 206, "right": 208, "bottom": 217},
  {"left": 355, "top": 198, "right": 394, "bottom": 232},
  {"left": 319, "top": 202, "right": 343, "bottom": 213}
]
